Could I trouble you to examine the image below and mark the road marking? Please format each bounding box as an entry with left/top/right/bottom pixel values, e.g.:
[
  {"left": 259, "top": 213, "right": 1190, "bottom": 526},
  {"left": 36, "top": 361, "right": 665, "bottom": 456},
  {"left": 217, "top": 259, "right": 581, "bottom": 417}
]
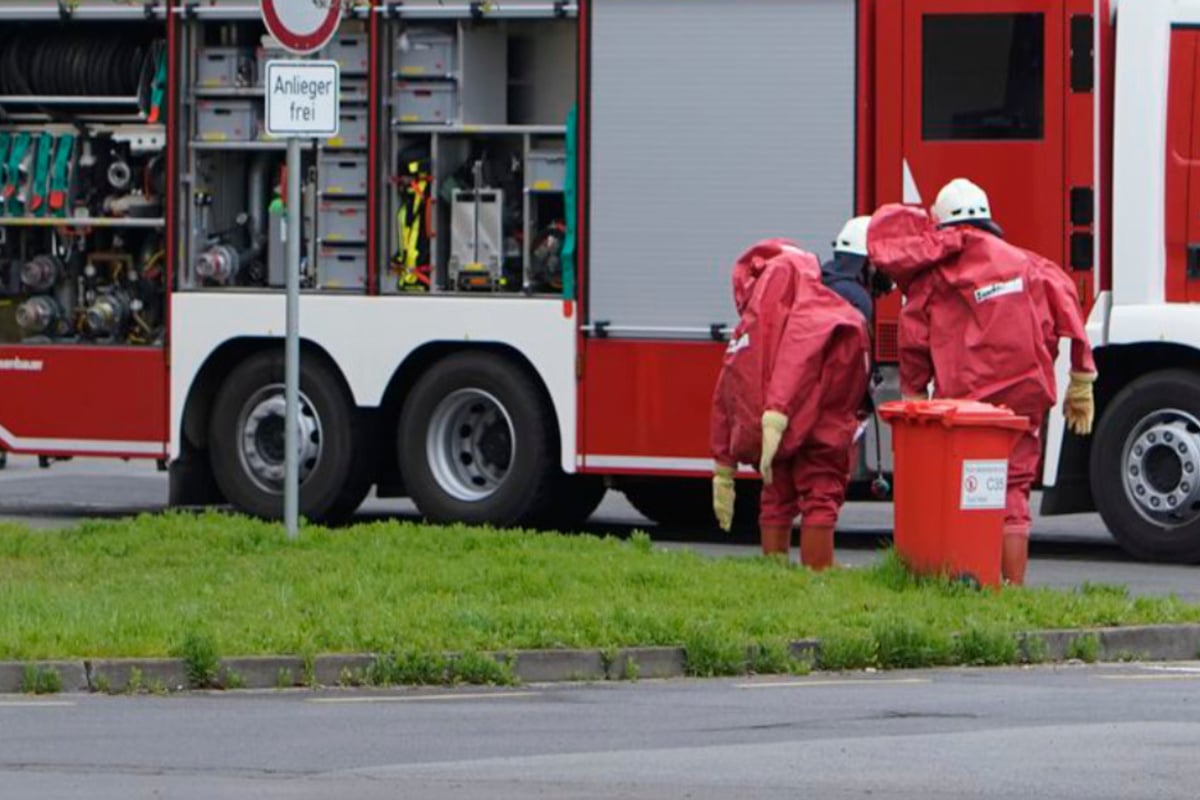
[
  {"left": 735, "top": 678, "right": 931, "bottom": 689},
  {"left": 1095, "top": 674, "right": 1200, "bottom": 682},
  {"left": 0, "top": 700, "right": 76, "bottom": 707},
  {"left": 307, "top": 691, "right": 541, "bottom": 704}
]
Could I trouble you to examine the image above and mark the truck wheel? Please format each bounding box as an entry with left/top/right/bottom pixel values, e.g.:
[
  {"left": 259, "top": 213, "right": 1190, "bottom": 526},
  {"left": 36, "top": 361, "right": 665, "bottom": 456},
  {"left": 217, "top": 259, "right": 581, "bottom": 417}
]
[
  {"left": 322, "top": 425, "right": 374, "bottom": 524},
  {"left": 623, "top": 477, "right": 760, "bottom": 537},
  {"left": 208, "top": 351, "right": 357, "bottom": 523},
  {"left": 398, "top": 352, "right": 555, "bottom": 527},
  {"left": 1090, "top": 369, "right": 1200, "bottom": 563}
]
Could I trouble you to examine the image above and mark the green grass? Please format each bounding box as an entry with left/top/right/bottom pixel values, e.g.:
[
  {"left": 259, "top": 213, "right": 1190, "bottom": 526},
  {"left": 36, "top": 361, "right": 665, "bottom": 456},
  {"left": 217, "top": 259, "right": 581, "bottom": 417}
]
[
  {"left": 21, "top": 664, "right": 62, "bottom": 695},
  {"left": 1, "top": 511, "right": 1198, "bottom": 674}
]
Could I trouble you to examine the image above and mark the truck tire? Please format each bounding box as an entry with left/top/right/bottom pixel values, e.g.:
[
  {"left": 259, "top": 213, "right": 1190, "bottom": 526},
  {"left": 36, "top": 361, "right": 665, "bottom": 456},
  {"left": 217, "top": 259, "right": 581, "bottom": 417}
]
[
  {"left": 322, "top": 425, "right": 374, "bottom": 524},
  {"left": 398, "top": 352, "right": 556, "bottom": 527},
  {"left": 208, "top": 351, "right": 358, "bottom": 524},
  {"left": 623, "top": 477, "right": 760, "bottom": 538},
  {"left": 1090, "top": 369, "right": 1200, "bottom": 563}
]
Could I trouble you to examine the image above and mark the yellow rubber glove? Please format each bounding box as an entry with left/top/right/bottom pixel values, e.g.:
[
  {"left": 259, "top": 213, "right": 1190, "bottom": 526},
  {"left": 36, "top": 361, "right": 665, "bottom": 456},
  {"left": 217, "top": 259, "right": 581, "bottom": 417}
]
[
  {"left": 1065, "top": 371, "right": 1097, "bottom": 436},
  {"left": 712, "top": 465, "right": 735, "bottom": 532},
  {"left": 760, "top": 411, "right": 788, "bottom": 485}
]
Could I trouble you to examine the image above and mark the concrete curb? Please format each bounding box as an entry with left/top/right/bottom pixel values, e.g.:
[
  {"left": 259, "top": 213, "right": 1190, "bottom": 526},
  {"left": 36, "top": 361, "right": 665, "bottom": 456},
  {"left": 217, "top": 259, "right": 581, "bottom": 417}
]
[
  {"left": 88, "top": 658, "right": 189, "bottom": 693},
  {"left": 3, "top": 623, "right": 1199, "bottom": 695},
  {"left": 0, "top": 661, "right": 88, "bottom": 694}
]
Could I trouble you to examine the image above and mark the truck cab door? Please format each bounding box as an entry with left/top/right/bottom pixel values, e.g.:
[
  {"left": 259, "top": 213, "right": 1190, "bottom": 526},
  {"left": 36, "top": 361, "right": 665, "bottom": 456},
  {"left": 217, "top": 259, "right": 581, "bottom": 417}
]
[
  {"left": 1165, "top": 26, "right": 1200, "bottom": 303},
  {"left": 896, "top": 1, "right": 1069, "bottom": 266}
]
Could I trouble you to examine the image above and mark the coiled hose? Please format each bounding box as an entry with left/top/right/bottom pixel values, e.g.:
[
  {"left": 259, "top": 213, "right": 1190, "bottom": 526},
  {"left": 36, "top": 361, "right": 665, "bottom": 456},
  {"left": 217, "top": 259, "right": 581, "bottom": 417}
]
[{"left": 0, "top": 25, "right": 163, "bottom": 102}]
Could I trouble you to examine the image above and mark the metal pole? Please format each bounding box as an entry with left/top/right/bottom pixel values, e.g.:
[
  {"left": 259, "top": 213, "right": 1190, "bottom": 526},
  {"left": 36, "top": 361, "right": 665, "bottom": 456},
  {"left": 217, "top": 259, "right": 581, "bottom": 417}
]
[{"left": 284, "top": 137, "right": 301, "bottom": 539}]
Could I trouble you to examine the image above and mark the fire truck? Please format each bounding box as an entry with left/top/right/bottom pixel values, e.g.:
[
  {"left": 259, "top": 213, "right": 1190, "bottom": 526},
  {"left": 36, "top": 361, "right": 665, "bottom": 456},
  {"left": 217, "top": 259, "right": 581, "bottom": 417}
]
[{"left": 0, "top": 0, "right": 1197, "bottom": 562}]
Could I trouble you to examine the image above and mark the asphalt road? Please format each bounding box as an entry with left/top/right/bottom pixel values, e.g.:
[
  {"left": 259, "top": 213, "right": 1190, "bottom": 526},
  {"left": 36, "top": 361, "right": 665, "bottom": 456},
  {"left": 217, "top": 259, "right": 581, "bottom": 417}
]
[{"left": 3, "top": 661, "right": 1200, "bottom": 799}]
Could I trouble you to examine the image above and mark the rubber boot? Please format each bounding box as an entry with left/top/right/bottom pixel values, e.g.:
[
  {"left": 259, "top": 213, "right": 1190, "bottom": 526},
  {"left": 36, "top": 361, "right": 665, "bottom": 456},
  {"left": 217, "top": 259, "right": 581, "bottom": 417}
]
[
  {"left": 1002, "top": 529, "right": 1030, "bottom": 586},
  {"left": 800, "top": 524, "right": 836, "bottom": 571},
  {"left": 759, "top": 524, "right": 792, "bottom": 559}
]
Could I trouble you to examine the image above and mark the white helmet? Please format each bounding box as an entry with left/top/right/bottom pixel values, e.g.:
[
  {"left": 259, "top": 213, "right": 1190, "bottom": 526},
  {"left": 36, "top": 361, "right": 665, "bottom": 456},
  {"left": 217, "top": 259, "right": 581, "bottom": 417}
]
[
  {"left": 932, "top": 178, "right": 992, "bottom": 225},
  {"left": 833, "top": 215, "right": 871, "bottom": 257}
]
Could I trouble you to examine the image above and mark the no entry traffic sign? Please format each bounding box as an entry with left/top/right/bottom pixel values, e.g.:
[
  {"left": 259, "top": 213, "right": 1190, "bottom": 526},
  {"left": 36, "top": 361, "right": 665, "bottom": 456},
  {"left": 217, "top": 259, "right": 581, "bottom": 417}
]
[{"left": 260, "top": 0, "right": 342, "bottom": 55}]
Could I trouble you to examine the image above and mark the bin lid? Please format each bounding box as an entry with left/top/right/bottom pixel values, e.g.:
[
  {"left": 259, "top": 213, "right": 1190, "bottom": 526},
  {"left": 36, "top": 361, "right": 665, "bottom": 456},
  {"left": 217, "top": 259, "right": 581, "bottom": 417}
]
[{"left": 878, "top": 399, "right": 1031, "bottom": 430}]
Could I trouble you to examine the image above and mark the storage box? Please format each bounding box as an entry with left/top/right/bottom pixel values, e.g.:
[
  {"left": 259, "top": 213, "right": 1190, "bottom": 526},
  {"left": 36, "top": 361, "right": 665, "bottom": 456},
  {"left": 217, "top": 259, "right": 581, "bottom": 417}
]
[
  {"left": 394, "top": 80, "right": 457, "bottom": 125},
  {"left": 316, "top": 247, "right": 367, "bottom": 290},
  {"left": 197, "top": 47, "right": 254, "bottom": 88},
  {"left": 341, "top": 76, "right": 368, "bottom": 102},
  {"left": 317, "top": 201, "right": 367, "bottom": 243},
  {"left": 395, "top": 28, "right": 457, "bottom": 77},
  {"left": 326, "top": 110, "right": 368, "bottom": 149},
  {"left": 527, "top": 148, "right": 566, "bottom": 193},
  {"left": 319, "top": 154, "right": 368, "bottom": 196},
  {"left": 449, "top": 188, "right": 504, "bottom": 290},
  {"left": 255, "top": 45, "right": 293, "bottom": 87},
  {"left": 321, "top": 34, "right": 369, "bottom": 74},
  {"left": 194, "top": 100, "right": 258, "bottom": 142}
]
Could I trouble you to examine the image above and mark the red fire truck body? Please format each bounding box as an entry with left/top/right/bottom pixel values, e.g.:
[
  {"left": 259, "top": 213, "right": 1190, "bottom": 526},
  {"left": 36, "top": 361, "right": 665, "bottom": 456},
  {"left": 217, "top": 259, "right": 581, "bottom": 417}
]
[{"left": 0, "top": 0, "right": 1197, "bottom": 562}]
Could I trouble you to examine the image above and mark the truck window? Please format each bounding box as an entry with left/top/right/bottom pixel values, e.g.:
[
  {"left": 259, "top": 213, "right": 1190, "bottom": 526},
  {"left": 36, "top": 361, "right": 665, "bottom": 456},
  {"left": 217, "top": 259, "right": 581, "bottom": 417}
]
[{"left": 922, "top": 13, "right": 1044, "bottom": 141}]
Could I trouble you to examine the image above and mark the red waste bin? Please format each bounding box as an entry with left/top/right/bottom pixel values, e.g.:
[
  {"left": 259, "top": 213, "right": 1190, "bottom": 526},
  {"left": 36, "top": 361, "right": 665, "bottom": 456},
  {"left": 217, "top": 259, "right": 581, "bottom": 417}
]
[{"left": 878, "top": 399, "right": 1030, "bottom": 588}]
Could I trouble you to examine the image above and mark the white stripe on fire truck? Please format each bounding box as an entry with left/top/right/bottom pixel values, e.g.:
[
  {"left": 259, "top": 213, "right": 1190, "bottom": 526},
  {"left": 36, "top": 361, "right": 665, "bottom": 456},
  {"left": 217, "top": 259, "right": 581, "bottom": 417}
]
[
  {"left": 584, "top": 455, "right": 755, "bottom": 474},
  {"left": 0, "top": 423, "right": 166, "bottom": 456}
]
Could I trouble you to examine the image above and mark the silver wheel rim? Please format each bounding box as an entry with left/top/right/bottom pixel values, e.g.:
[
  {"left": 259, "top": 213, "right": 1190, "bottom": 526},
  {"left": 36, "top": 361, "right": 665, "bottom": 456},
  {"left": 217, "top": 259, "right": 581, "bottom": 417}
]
[
  {"left": 236, "top": 384, "right": 323, "bottom": 495},
  {"left": 1122, "top": 408, "right": 1200, "bottom": 528},
  {"left": 426, "top": 388, "right": 515, "bottom": 502}
]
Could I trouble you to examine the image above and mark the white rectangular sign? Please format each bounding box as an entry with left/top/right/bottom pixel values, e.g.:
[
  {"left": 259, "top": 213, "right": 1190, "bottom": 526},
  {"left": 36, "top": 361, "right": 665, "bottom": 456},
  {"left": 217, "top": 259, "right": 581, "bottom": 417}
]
[
  {"left": 265, "top": 60, "right": 340, "bottom": 138},
  {"left": 960, "top": 460, "right": 1008, "bottom": 510}
]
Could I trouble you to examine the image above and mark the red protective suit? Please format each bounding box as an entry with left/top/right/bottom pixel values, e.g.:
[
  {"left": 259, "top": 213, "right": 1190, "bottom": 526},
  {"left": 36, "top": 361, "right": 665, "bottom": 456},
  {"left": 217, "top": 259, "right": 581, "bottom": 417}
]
[
  {"left": 710, "top": 239, "right": 871, "bottom": 527},
  {"left": 866, "top": 204, "right": 1097, "bottom": 536}
]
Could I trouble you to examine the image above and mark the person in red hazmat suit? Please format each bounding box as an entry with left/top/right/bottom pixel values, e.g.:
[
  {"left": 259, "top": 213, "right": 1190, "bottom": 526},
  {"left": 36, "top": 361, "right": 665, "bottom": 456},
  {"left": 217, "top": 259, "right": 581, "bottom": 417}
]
[
  {"left": 866, "top": 178, "right": 1097, "bottom": 585},
  {"left": 709, "top": 236, "right": 872, "bottom": 569}
]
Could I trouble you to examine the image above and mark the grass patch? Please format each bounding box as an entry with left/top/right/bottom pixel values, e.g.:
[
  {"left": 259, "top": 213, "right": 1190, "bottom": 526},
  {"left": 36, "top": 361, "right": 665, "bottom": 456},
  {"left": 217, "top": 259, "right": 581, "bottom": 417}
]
[
  {"left": 363, "top": 649, "right": 515, "bottom": 686},
  {"left": 873, "top": 616, "right": 955, "bottom": 669},
  {"left": 368, "top": 651, "right": 448, "bottom": 686},
  {"left": 1020, "top": 634, "right": 1050, "bottom": 665},
  {"left": 125, "top": 667, "right": 145, "bottom": 694},
  {"left": 953, "top": 626, "right": 1019, "bottom": 667},
  {"left": 1, "top": 512, "right": 1197, "bottom": 677},
  {"left": 817, "top": 633, "right": 878, "bottom": 671},
  {"left": 175, "top": 631, "right": 221, "bottom": 689},
  {"left": 1067, "top": 633, "right": 1101, "bottom": 663},
  {"left": 21, "top": 665, "right": 62, "bottom": 694}
]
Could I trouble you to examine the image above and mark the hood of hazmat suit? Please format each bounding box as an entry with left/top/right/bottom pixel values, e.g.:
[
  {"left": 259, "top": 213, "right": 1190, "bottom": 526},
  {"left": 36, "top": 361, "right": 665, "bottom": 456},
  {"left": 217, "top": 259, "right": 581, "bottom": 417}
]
[
  {"left": 866, "top": 204, "right": 1096, "bottom": 414},
  {"left": 711, "top": 238, "right": 872, "bottom": 469}
]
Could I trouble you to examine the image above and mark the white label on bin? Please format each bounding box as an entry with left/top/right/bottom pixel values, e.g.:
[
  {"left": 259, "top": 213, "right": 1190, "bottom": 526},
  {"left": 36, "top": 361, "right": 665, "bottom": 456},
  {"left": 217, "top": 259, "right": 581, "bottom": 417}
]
[{"left": 960, "top": 460, "right": 1008, "bottom": 510}]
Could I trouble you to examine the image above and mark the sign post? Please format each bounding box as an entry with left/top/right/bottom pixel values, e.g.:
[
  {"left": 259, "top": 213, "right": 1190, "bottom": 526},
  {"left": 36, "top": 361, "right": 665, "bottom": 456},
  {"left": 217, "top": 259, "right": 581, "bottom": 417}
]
[{"left": 260, "top": 0, "right": 341, "bottom": 539}]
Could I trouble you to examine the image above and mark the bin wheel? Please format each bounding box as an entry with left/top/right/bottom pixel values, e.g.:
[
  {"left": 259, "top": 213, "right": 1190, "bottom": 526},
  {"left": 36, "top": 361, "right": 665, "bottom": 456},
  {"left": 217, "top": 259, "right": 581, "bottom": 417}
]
[{"left": 1090, "top": 369, "right": 1200, "bottom": 563}]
